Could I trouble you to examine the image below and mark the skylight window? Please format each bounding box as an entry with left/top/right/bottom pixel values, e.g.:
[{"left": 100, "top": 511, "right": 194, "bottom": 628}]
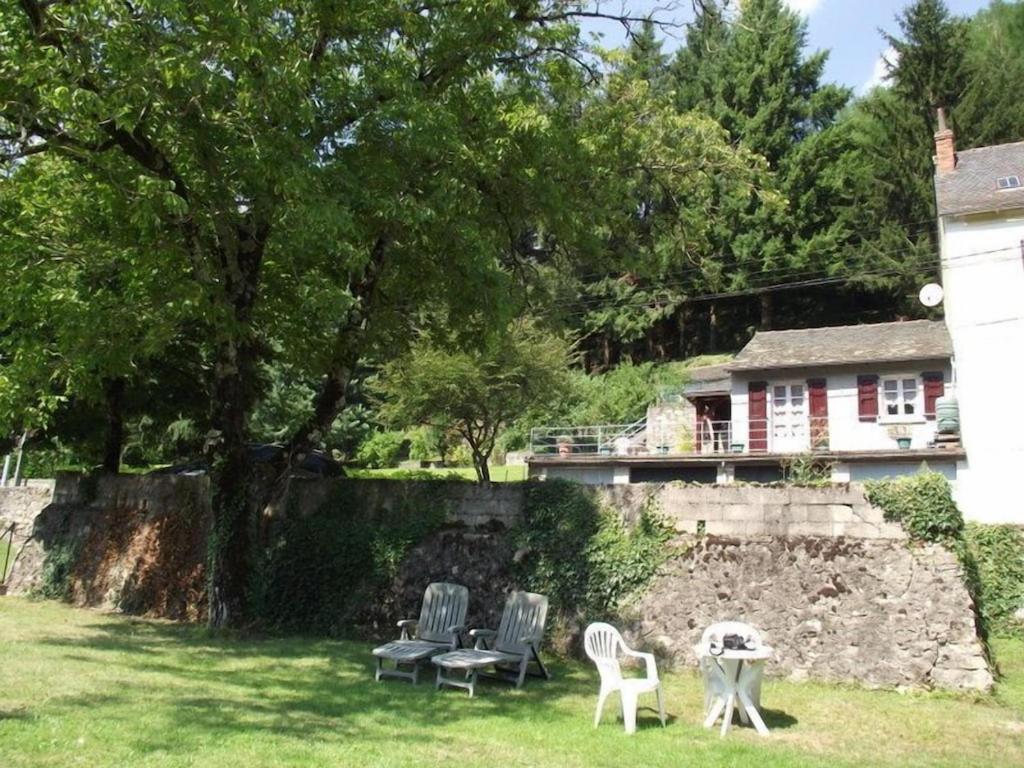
[{"left": 997, "top": 175, "right": 1022, "bottom": 190}]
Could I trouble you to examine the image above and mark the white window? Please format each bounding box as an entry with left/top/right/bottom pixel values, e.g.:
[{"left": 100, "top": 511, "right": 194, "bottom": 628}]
[
  {"left": 881, "top": 377, "right": 919, "bottom": 419},
  {"left": 772, "top": 383, "right": 807, "bottom": 451}
]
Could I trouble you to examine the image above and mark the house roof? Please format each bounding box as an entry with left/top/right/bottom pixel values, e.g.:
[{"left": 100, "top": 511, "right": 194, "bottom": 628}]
[
  {"left": 682, "top": 363, "right": 731, "bottom": 396},
  {"left": 935, "top": 140, "right": 1024, "bottom": 216},
  {"left": 729, "top": 320, "right": 952, "bottom": 373}
]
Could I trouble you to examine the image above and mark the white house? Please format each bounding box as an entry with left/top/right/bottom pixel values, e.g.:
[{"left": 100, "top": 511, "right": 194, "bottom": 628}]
[
  {"left": 934, "top": 119, "right": 1024, "bottom": 523},
  {"left": 726, "top": 320, "right": 955, "bottom": 482},
  {"left": 529, "top": 320, "right": 962, "bottom": 488}
]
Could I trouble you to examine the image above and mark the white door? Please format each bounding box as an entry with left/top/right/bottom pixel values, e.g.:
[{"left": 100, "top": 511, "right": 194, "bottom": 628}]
[{"left": 772, "top": 383, "right": 807, "bottom": 452}]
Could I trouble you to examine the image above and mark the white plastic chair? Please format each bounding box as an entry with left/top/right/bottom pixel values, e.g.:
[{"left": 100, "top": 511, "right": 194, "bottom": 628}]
[
  {"left": 697, "top": 621, "right": 764, "bottom": 722},
  {"left": 584, "top": 622, "right": 666, "bottom": 735}
]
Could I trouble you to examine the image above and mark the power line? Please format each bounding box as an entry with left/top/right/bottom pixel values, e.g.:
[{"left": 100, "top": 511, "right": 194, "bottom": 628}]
[{"left": 541, "top": 248, "right": 1022, "bottom": 324}]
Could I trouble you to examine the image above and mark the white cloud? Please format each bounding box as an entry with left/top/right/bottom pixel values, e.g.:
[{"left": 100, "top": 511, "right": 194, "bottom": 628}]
[
  {"left": 861, "top": 46, "right": 899, "bottom": 94},
  {"left": 784, "top": 0, "right": 823, "bottom": 15}
]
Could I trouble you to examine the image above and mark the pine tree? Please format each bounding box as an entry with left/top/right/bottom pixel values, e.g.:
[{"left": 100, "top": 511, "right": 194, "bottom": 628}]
[
  {"left": 959, "top": 0, "right": 1024, "bottom": 146},
  {"left": 884, "top": 0, "right": 970, "bottom": 131},
  {"left": 669, "top": 0, "right": 856, "bottom": 330}
]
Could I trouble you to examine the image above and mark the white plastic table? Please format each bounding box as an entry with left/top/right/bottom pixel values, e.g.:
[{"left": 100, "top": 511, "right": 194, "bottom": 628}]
[{"left": 697, "top": 646, "right": 772, "bottom": 737}]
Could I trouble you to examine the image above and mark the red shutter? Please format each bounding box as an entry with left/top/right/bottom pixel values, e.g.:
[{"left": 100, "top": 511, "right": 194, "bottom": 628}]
[
  {"left": 922, "top": 372, "right": 945, "bottom": 420},
  {"left": 748, "top": 381, "right": 768, "bottom": 452},
  {"left": 857, "top": 375, "right": 879, "bottom": 422},
  {"left": 807, "top": 378, "right": 829, "bottom": 450}
]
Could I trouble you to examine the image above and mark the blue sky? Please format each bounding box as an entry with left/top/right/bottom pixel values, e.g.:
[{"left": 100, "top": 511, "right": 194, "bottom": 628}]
[{"left": 580, "top": 0, "right": 991, "bottom": 94}]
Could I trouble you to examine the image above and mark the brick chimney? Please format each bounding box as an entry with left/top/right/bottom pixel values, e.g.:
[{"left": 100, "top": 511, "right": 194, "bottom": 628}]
[{"left": 934, "top": 108, "right": 956, "bottom": 174}]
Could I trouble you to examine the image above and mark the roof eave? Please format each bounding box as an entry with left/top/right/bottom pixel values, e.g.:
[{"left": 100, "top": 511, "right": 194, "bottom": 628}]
[{"left": 727, "top": 353, "right": 952, "bottom": 374}]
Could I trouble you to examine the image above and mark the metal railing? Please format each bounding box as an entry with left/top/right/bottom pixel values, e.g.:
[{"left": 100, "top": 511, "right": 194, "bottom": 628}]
[
  {"left": 530, "top": 418, "right": 832, "bottom": 457},
  {"left": 530, "top": 420, "right": 648, "bottom": 456}
]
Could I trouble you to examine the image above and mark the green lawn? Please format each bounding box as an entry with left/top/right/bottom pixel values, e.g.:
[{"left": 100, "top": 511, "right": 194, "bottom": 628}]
[{"left": 1, "top": 599, "right": 1022, "bottom": 768}]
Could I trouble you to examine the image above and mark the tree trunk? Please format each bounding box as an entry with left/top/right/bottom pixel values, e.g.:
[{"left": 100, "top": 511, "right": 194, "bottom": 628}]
[
  {"left": 101, "top": 378, "right": 125, "bottom": 474},
  {"left": 206, "top": 338, "right": 262, "bottom": 629},
  {"left": 207, "top": 442, "right": 258, "bottom": 629},
  {"left": 472, "top": 450, "right": 490, "bottom": 483},
  {"left": 759, "top": 292, "right": 773, "bottom": 330},
  {"left": 676, "top": 302, "right": 687, "bottom": 358},
  {"left": 708, "top": 302, "right": 718, "bottom": 353}
]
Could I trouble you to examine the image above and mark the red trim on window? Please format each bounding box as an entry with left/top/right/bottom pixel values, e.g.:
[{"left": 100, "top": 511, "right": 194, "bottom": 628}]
[
  {"left": 857, "top": 375, "right": 879, "bottom": 422},
  {"left": 922, "top": 372, "right": 945, "bottom": 420},
  {"left": 807, "top": 378, "right": 829, "bottom": 449},
  {"left": 748, "top": 381, "right": 768, "bottom": 452}
]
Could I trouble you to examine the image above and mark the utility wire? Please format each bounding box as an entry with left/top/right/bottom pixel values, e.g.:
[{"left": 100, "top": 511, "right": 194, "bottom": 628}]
[{"left": 546, "top": 245, "right": 1021, "bottom": 321}]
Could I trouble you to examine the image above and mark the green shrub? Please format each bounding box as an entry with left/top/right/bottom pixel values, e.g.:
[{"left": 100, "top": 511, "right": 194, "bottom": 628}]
[
  {"left": 864, "top": 471, "right": 964, "bottom": 543},
  {"left": 866, "top": 472, "right": 991, "bottom": 651},
  {"left": 37, "top": 540, "right": 80, "bottom": 601},
  {"left": 354, "top": 430, "right": 407, "bottom": 468},
  {"left": 252, "top": 483, "right": 447, "bottom": 633},
  {"left": 782, "top": 455, "right": 834, "bottom": 487},
  {"left": 513, "top": 480, "right": 673, "bottom": 620},
  {"left": 965, "top": 523, "right": 1024, "bottom": 637}
]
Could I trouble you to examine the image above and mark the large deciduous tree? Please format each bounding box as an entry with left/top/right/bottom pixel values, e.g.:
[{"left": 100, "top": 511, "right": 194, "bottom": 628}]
[{"left": 1, "top": 2, "right": 752, "bottom": 626}]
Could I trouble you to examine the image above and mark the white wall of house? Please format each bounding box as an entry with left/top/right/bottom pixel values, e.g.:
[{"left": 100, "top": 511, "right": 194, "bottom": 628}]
[
  {"left": 531, "top": 464, "right": 621, "bottom": 485},
  {"left": 729, "top": 362, "right": 950, "bottom": 454},
  {"left": 939, "top": 209, "right": 1024, "bottom": 523}
]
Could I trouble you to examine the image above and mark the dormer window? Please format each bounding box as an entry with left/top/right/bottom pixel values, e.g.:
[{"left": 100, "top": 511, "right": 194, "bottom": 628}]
[{"left": 997, "top": 175, "right": 1022, "bottom": 190}]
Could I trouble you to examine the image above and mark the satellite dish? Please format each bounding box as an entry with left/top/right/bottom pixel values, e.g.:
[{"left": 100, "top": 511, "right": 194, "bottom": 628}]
[{"left": 919, "top": 283, "right": 944, "bottom": 308}]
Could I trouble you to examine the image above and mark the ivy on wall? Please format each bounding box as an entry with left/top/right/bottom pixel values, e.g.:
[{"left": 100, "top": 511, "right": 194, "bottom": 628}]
[
  {"left": 965, "top": 523, "right": 1024, "bottom": 638},
  {"left": 37, "top": 539, "right": 80, "bottom": 600},
  {"left": 513, "top": 479, "right": 673, "bottom": 621},
  {"left": 864, "top": 472, "right": 964, "bottom": 543},
  {"left": 865, "top": 472, "right": 991, "bottom": 652},
  {"left": 251, "top": 483, "right": 448, "bottom": 633}
]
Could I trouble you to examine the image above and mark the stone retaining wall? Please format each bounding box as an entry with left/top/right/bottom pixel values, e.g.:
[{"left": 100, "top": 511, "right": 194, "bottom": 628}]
[
  {"left": 627, "top": 535, "right": 991, "bottom": 691},
  {"left": 2, "top": 473, "right": 993, "bottom": 691},
  {"left": 596, "top": 484, "right": 906, "bottom": 539},
  {"left": 0, "top": 483, "right": 54, "bottom": 532}
]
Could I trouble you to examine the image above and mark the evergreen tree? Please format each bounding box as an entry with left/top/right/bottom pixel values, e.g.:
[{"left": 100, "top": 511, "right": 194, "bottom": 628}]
[
  {"left": 669, "top": 0, "right": 856, "bottom": 330},
  {"left": 959, "top": 0, "right": 1024, "bottom": 146},
  {"left": 884, "top": 0, "right": 970, "bottom": 131}
]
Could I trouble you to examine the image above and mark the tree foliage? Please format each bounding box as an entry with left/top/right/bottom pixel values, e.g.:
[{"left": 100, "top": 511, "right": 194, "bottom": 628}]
[
  {"left": 1, "top": 0, "right": 754, "bottom": 624},
  {"left": 375, "top": 320, "right": 573, "bottom": 482}
]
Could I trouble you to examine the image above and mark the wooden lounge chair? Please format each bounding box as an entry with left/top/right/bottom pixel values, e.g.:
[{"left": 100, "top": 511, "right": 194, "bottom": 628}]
[
  {"left": 432, "top": 591, "right": 550, "bottom": 696},
  {"left": 372, "top": 582, "right": 468, "bottom": 684}
]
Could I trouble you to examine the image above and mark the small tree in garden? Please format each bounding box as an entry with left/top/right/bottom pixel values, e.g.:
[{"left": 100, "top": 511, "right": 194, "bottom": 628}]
[{"left": 376, "top": 322, "right": 572, "bottom": 482}]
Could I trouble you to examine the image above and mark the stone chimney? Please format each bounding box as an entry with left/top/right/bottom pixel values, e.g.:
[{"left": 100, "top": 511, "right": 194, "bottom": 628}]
[{"left": 934, "top": 108, "right": 956, "bottom": 174}]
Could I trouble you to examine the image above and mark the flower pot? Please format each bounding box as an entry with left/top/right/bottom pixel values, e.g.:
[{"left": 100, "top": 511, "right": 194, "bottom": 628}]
[
  {"left": 731, "top": 443, "right": 745, "bottom": 454},
  {"left": 896, "top": 437, "right": 912, "bottom": 450}
]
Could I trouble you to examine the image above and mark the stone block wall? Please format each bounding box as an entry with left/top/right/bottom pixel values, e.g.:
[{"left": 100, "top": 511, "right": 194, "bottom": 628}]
[
  {"left": 283, "top": 477, "right": 525, "bottom": 529},
  {"left": 595, "top": 483, "right": 906, "bottom": 539},
  {"left": 645, "top": 401, "right": 696, "bottom": 452}
]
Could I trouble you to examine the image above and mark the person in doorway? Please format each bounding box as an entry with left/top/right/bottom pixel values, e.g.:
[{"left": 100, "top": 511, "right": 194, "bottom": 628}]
[{"left": 698, "top": 404, "right": 715, "bottom": 455}]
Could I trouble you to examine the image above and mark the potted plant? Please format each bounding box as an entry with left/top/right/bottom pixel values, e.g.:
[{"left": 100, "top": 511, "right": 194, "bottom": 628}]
[{"left": 886, "top": 424, "right": 912, "bottom": 450}]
